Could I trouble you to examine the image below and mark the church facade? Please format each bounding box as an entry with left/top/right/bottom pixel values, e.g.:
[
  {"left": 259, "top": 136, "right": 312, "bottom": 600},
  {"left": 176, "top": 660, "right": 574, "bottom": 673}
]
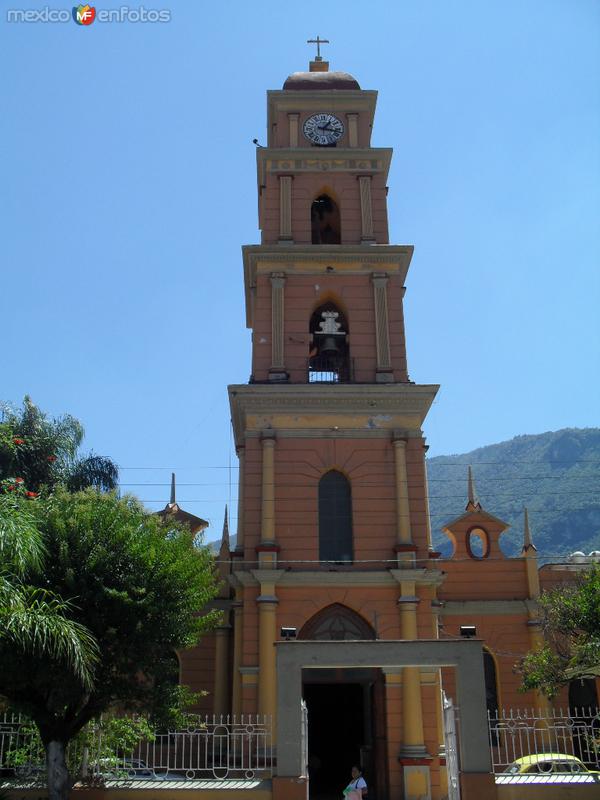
[{"left": 175, "top": 56, "right": 594, "bottom": 800}]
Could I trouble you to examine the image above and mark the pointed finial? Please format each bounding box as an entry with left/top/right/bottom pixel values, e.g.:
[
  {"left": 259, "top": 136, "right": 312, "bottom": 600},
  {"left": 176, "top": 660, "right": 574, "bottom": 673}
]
[
  {"left": 170, "top": 472, "right": 176, "bottom": 505},
  {"left": 465, "top": 465, "right": 482, "bottom": 512},
  {"left": 522, "top": 507, "right": 537, "bottom": 553},
  {"left": 221, "top": 505, "right": 230, "bottom": 548}
]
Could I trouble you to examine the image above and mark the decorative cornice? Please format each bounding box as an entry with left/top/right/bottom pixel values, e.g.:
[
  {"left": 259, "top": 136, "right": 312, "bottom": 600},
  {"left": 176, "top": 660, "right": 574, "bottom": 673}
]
[
  {"left": 389, "top": 568, "right": 445, "bottom": 587},
  {"left": 228, "top": 383, "right": 439, "bottom": 447},
  {"left": 257, "top": 148, "right": 393, "bottom": 180},
  {"left": 242, "top": 244, "right": 414, "bottom": 327}
]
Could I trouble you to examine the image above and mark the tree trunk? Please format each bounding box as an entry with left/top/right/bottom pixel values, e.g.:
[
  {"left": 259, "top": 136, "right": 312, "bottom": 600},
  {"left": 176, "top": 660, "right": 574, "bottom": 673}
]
[{"left": 46, "top": 740, "right": 71, "bottom": 800}]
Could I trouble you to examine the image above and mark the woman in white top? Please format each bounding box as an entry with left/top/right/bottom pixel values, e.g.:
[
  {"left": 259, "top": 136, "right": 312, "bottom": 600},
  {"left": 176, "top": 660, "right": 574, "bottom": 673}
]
[{"left": 343, "top": 764, "right": 368, "bottom": 799}]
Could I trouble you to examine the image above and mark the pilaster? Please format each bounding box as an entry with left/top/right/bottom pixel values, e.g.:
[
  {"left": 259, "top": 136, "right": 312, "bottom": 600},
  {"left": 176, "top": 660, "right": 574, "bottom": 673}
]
[
  {"left": 258, "top": 433, "right": 279, "bottom": 568},
  {"left": 278, "top": 176, "right": 293, "bottom": 242},
  {"left": 287, "top": 113, "right": 299, "bottom": 148},
  {"left": 269, "top": 273, "right": 287, "bottom": 381},
  {"left": 358, "top": 175, "right": 375, "bottom": 242},
  {"left": 393, "top": 437, "right": 413, "bottom": 564},
  {"left": 234, "top": 446, "right": 245, "bottom": 555},
  {"left": 347, "top": 113, "right": 359, "bottom": 147},
  {"left": 372, "top": 272, "right": 393, "bottom": 382}
]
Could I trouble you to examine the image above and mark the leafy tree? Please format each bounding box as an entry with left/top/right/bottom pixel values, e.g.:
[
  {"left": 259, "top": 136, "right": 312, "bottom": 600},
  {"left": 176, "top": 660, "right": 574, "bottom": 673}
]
[
  {"left": 0, "top": 489, "right": 221, "bottom": 800},
  {"left": 520, "top": 566, "right": 600, "bottom": 698},
  {"left": 0, "top": 397, "right": 118, "bottom": 495}
]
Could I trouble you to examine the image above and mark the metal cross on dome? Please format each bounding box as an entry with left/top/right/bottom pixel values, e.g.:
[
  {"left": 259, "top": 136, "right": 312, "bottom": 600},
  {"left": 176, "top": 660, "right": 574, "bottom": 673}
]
[{"left": 307, "top": 36, "right": 330, "bottom": 61}]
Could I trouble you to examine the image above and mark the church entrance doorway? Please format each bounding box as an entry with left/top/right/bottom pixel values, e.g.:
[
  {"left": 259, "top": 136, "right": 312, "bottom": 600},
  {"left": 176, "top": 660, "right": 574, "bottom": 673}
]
[{"left": 303, "top": 668, "right": 387, "bottom": 800}]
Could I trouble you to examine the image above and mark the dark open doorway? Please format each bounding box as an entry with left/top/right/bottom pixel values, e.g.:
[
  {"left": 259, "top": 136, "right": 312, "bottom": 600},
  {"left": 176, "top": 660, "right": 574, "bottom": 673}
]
[{"left": 303, "top": 668, "right": 386, "bottom": 800}]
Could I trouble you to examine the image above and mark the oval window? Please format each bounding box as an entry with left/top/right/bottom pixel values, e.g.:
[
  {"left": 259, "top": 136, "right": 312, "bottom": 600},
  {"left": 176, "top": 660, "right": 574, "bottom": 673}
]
[{"left": 467, "top": 527, "right": 489, "bottom": 559}]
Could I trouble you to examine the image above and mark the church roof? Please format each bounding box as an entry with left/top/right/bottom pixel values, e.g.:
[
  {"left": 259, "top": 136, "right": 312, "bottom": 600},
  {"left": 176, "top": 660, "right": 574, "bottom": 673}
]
[
  {"left": 283, "top": 70, "right": 360, "bottom": 91},
  {"left": 155, "top": 473, "right": 208, "bottom": 535}
]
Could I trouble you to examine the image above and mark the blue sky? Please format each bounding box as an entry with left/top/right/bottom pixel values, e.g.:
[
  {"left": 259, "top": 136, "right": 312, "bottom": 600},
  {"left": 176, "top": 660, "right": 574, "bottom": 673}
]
[{"left": 1, "top": 0, "right": 598, "bottom": 541}]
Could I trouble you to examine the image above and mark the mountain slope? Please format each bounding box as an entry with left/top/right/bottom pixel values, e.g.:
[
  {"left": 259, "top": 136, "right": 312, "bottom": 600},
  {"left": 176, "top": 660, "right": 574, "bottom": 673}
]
[{"left": 428, "top": 428, "right": 600, "bottom": 559}]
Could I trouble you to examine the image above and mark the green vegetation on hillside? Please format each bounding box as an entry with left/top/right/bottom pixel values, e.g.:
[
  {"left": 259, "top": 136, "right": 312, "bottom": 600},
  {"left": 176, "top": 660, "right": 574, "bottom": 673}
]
[{"left": 427, "top": 428, "right": 600, "bottom": 559}]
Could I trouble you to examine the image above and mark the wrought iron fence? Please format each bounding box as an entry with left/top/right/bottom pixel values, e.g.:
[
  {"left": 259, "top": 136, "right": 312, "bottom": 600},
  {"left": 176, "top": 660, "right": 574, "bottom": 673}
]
[
  {"left": 0, "top": 712, "right": 273, "bottom": 782},
  {"left": 488, "top": 707, "right": 600, "bottom": 776}
]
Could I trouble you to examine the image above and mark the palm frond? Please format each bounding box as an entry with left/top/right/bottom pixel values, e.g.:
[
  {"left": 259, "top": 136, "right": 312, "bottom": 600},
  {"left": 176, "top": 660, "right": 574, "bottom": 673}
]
[
  {"left": 0, "top": 581, "right": 99, "bottom": 689},
  {"left": 0, "top": 497, "right": 45, "bottom": 576},
  {"left": 66, "top": 454, "right": 119, "bottom": 493}
]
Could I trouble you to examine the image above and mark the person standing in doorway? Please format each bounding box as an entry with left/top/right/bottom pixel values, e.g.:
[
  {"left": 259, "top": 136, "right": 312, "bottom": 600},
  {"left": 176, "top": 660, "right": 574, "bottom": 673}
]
[{"left": 343, "top": 764, "right": 368, "bottom": 799}]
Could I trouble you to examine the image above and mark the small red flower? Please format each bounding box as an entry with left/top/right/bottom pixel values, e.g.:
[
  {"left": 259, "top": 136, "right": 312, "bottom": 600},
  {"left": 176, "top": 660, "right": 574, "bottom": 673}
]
[
  {"left": 15, "top": 477, "right": 24, "bottom": 484},
  {"left": 25, "top": 491, "right": 39, "bottom": 498},
  {"left": 47, "top": 455, "right": 57, "bottom": 462},
  {"left": 13, "top": 438, "right": 25, "bottom": 445},
  {"left": 7, "top": 485, "right": 15, "bottom": 491}
]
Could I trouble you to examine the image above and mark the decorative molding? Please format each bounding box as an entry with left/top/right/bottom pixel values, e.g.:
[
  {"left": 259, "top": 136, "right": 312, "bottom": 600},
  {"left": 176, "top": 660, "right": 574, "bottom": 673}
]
[
  {"left": 232, "top": 569, "right": 445, "bottom": 589},
  {"left": 440, "top": 600, "right": 530, "bottom": 616},
  {"left": 258, "top": 147, "right": 392, "bottom": 178},
  {"left": 229, "top": 383, "right": 438, "bottom": 447}
]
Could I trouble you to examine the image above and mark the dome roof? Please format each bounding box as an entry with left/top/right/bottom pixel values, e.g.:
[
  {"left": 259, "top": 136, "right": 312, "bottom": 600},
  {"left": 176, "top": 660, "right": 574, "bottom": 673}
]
[{"left": 283, "top": 70, "right": 360, "bottom": 91}]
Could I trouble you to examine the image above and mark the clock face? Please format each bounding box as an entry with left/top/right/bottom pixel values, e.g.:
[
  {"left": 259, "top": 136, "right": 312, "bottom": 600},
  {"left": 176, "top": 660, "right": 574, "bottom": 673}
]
[{"left": 303, "top": 113, "right": 344, "bottom": 146}]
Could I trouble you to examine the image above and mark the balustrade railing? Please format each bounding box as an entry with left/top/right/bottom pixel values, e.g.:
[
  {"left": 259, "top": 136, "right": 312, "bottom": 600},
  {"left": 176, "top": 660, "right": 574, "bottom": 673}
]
[
  {"left": 488, "top": 707, "right": 600, "bottom": 776},
  {"left": 0, "top": 713, "right": 273, "bottom": 783}
]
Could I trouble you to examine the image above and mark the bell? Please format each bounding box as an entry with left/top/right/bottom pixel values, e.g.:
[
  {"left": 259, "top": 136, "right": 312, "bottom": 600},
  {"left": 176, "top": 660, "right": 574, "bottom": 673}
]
[{"left": 320, "top": 335, "right": 341, "bottom": 355}]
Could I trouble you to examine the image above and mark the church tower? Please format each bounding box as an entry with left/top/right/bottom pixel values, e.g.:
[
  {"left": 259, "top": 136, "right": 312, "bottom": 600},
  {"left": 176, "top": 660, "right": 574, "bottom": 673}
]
[{"left": 227, "top": 51, "right": 444, "bottom": 800}]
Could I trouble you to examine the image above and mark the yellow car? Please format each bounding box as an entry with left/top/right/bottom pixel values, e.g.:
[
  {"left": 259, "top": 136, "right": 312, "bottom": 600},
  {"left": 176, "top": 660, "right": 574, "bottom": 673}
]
[{"left": 503, "top": 754, "right": 600, "bottom": 775}]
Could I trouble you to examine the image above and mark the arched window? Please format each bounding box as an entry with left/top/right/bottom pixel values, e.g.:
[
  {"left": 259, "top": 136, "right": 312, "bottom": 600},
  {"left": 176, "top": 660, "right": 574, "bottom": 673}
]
[
  {"left": 311, "top": 194, "right": 341, "bottom": 244},
  {"left": 308, "top": 302, "right": 350, "bottom": 383},
  {"left": 319, "top": 470, "right": 353, "bottom": 563},
  {"left": 299, "top": 603, "right": 375, "bottom": 640}
]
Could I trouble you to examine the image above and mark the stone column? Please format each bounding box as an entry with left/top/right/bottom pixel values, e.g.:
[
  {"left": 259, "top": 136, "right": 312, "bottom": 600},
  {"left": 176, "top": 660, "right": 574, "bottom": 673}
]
[
  {"left": 269, "top": 273, "right": 287, "bottom": 381},
  {"left": 256, "top": 573, "right": 283, "bottom": 735},
  {"left": 288, "top": 113, "right": 299, "bottom": 147},
  {"left": 372, "top": 273, "right": 393, "bottom": 382},
  {"left": 279, "top": 176, "right": 293, "bottom": 243},
  {"left": 347, "top": 113, "right": 359, "bottom": 147},
  {"left": 231, "top": 589, "right": 243, "bottom": 716},
  {"left": 358, "top": 175, "right": 375, "bottom": 242},
  {"left": 393, "top": 437, "right": 413, "bottom": 565},
  {"left": 399, "top": 581, "right": 430, "bottom": 799},
  {"left": 213, "top": 624, "right": 230, "bottom": 716}
]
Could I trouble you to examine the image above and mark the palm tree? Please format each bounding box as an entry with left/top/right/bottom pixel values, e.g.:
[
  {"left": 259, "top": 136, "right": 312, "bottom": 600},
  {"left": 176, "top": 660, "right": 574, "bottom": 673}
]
[
  {"left": 0, "top": 492, "right": 98, "bottom": 687},
  {"left": 0, "top": 397, "right": 118, "bottom": 494}
]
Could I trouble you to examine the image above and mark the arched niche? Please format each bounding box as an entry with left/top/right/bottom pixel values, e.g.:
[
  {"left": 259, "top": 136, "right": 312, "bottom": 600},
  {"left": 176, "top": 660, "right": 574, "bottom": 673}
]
[
  {"left": 309, "top": 302, "right": 351, "bottom": 383},
  {"left": 299, "top": 603, "right": 376, "bottom": 641},
  {"left": 318, "top": 470, "right": 353, "bottom": 562},
  {"left": 311, "top": 194, "right": 341, "bottom": 244}
]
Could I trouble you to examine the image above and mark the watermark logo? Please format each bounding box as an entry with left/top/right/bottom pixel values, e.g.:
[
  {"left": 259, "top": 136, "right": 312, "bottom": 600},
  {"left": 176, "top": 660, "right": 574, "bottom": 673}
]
[
  {"left": 72, "top": 4, "right": 95, "bottom": 24},
  {"left": 7, "top": 5, "right": 171, "bottom": 23}
]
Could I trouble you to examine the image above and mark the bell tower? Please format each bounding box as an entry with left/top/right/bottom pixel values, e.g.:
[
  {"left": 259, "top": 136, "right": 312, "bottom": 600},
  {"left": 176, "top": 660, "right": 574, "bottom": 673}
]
[{"left": 228, "top": 53, "right": 442, "bottom": 800}]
